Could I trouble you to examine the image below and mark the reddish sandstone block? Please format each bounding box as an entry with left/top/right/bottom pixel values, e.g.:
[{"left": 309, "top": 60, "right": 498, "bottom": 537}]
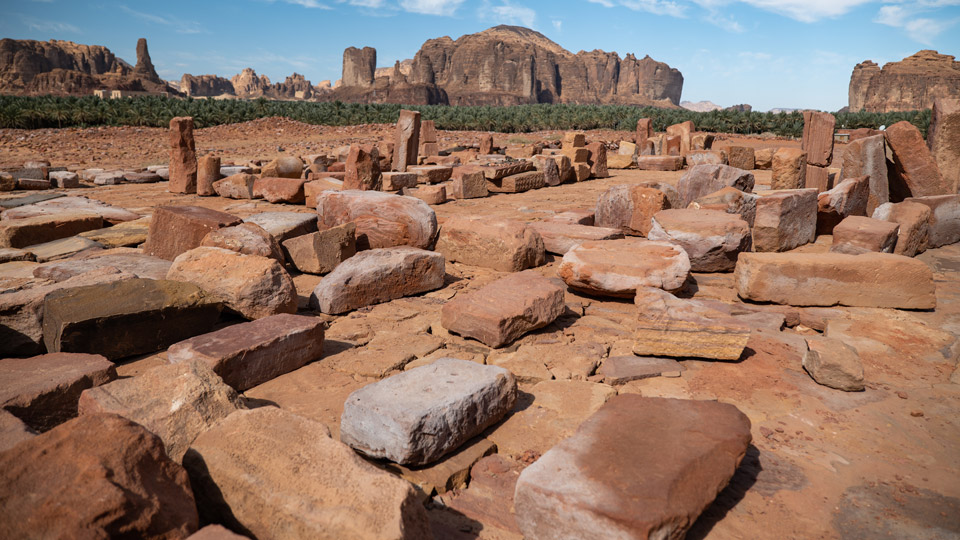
[{"left": 143, "top": 206, "right": 241, "bottom": 261}]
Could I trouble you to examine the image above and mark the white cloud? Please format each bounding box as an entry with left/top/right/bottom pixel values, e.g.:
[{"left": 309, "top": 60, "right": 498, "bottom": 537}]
[
  {"left": 904, "top": 17, "right": 958, "bottom": 44},
  {"left": 347, "top": 0, "right": 385, "bottom": 6},
  {"left": 875, "top": 5, "right": 907, "bottom": 26},
  {"left": 490, "top": 1, "right": 537, "bottom": 28},
  {"left": 282, "top": 0, "right": 332, "bottom": 7},
  {"left": 739, "top": 51, "right": 772, "bottom": 61},
  {"left": 872, "top": 1, "right": 960, "bottom": 44},
  {"left": 399, "top": 0, "right": 465, "bottom": 15},
  {"left": 587, "top": 0, "right": 616, "bottom": 6},
  {"left": 19, "top": 16, "right": 80, "bottom": 33},
  {"left": 552, "top": 19, "right": 562, "bottom": 31},
  {"left": 118, "top": 5, "right": 205, "bottom": 33},
  {"left": 586, "top": 0, "right": 686, "bottom": 16}
]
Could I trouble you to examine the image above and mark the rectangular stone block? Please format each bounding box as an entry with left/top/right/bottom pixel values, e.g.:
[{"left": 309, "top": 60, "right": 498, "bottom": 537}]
[
  {"left": 801, "top": 111, "right": 836, "bottom": 167},
  {"left": 42, "top": 278, "right": 223, "bottom": 360},
  {"left": 726, "top": 146, "right": 755, "bottom": 170},
  {"left": 806, "top": 164, "right": 832, "bottom": 192},
  {"left": 928, "top": 98, "right": 960, "bottom": 194},
  {"left": 340, "top": 358, "right": 516, "bottom": 466},
  {"left": 528, "top": 222, "right": 623, "bottom": 255},
  {"left": 143, "top": 206, "right": 241, "bottom": 261},
  {"left": 392, "top": 109, "right": 421, "bottom": 172},
  {"left": 441, "top": 271, "right": 565, "bottom": 348},
  {"left": 1, "top": 353, "right": 116, "bottom": 432},
  {"left": 905, "top": 195, "right": 960, "bottom": 248},
  {"left": 168, "top": 314, "right": 325, "bottom": 392},
  {"left": 487, "top": 171, "right": 544, "bottom": 193},
  {"left": 752, "top": 189, "right": 817, "bottom": 252},
  {"left": 408, "top": 165, "right": 452, "bottom": 184},
  {"left": 281, "top": 222, "right": 356, "bottom": 275},
  {"left": 562, "top": 147, "right": 590, "bottom": 163},
  {"left": 735, "top": 252, "right": 935, "bottom": 309},
  {"left": 0, "top": 213, "right": 102, "bottom": 249},
  {"left": 635, "top": 156, "right": 683, "bottom": 171},
  {"left": 562, "top": 132, "right": 585, "bottom": 148},
  {"left": 886, "top": 120, "right": 949, "bottom": 200},
  {"left": 381, "top": 172, "right": 418, "bottom": 191}
]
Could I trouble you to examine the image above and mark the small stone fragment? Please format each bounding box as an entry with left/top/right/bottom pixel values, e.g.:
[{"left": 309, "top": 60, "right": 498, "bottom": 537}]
[{"left": 802, "top": 337, "right": 865, "bottom": 391}]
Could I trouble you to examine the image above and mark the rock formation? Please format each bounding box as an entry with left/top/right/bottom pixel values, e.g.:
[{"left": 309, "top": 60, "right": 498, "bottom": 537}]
[
  {"left": 343, "top": 47, "right": 376, "bottom": 88},
  {"left": 849, "top": 50, "right": 960, "bottom": 112},
  {"left": 0, "top": 38, "right": 170, "bottom": 96},
  {"left": 180, "top": 74, "right": 235, "bottom": 97},
  {"left": 327, "top": 25, "right": 683, "bottom": 107}
]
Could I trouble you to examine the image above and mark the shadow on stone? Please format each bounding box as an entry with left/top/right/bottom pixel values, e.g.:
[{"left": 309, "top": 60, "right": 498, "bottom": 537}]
[{"left": 686, "top": 444, "right": 762, "bottom": 540}]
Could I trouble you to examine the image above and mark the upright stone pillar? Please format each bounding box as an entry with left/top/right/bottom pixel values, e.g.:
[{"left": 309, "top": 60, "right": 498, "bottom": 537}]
[
  {"left": 169, "top": 116, "right": 197, "bottom": 194},
  {"left": 392, "top": 110, "right": 421, "bottom": 172}
]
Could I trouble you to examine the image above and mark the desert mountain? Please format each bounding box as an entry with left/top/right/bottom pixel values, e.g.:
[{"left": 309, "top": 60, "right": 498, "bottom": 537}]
[
  {"left": 849, "top": 50, "right": 960, "bottom": 112},
  {"left": 328, "top": 25, "right": 683, "bottom": 107}
]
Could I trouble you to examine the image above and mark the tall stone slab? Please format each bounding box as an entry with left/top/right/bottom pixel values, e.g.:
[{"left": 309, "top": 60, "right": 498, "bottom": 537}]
[
  {"left": 837, "top": 133, "right": 888, "bottom": 214},
  {"left": 801, "top": 111, "right": 836, "bottom": 167},
  {"left": 392, "top": 109, "right": 421, "bottom": 172},
  {"left": 169, "top": 116, "right": 198, "bottom": 194},
  {"left": 885, "top": 120, "right": 949, "bottom": 200},
  {"left": 928, "top": 98, "right": 960, "bottom": 194},
  {"left": 197, "top": 155, "right": 220, "bottom": 197}
]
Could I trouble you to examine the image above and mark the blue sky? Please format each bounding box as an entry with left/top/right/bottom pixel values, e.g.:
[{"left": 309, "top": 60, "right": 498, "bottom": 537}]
[{"left": 3, "top": 0, "right": 959, "bottom": 111}]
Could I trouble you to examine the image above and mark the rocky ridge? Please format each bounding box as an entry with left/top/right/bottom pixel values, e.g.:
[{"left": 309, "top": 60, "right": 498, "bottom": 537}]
[{"left": 849, "top": 50, "right": 960, "bottom": 112}]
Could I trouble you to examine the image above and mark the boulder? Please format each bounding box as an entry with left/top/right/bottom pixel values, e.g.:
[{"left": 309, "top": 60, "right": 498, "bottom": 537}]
[
  {"left": 677, "top": 164, "right": 755, "bottom": 207},
  {"left": 886, "top": 121, "right": 949, "bottom": 200},
  {"left": 213, "top": 173, "right": 258, "bottom": 199},
  {"left": 341, "top": 358, "right": 516, "bottom": 466},
  {"left": 252, "top": 177, "right": 306, "bottom": 204},
  {"left": 260, "top": 156, "right": 303, "bottom": 179},
  {"left": 169, "top": 117, "right": 198, "bottom": 194},
  {"left": 817, "top": 175, "right": 869, "bottom": 234},
  {"left": 829, "top": 216, "right": 899, "bottom": 254},
  {"left": 528, "top": 221, "right": 623, "bottom": 255},
  {"left": 243, "top": 211, "right": 318, "bottom": 243},
  {"left": 436, "top": 217, "right": 544, "bottom": 272},
  {"left": 904, "top": 195, "right": 960, "bottom": 248},
  {"left": 752, "top": 189, "right": 817, "bottom": 252},
  {"left": 0, "top": 409, "right": 35, "bottom": 452},
  {"left": 801, "top": 111, "right": 836, "bottom": 167},
  {"left": 735, "top": 252, "right": 936, "bottom": 309},
  {"left": 187, "top": 525, "right": 248, "bottom": 540},
  {"left": 78, "top": 361, "right": 242, "bottom": 461},
  {"left": 281, "top": 222, "right": 356, "bottom": 274},
  {"left": 197, "top": 155, "right": 221, "bottom": 196},
  {"left": 771, "top": 148, "right": 807, "bottom": 190},
  {"left": 440, "top": 271, "right": 565, "bottom": 349},
  {"left": 836, "top": 133, "right": 888, "bottom": 214},
  {"left": 200, "top": 222, "right": 284, "bottom": 262},
  {"left": 167, "top": 313, "right": 325, "bottom": 392},
  {"left": 633, "top": 286, "right": 752, "bottom": 360},
  {"left": 690, "top": 186, "right": 758, "bottom": 226},
  {"left": 344, "top": 144, "right": 382, "bottom": 191},
  {"left": 648, "top": 209, "right": 751, "bottom": 272},
  {"left": 514, "top": 394, "right": 751, "bottom": 540},
  {"left": 316, "top": 190, "right": 438, "bottom": 250},
  {"left": 0, "top": 413, "right": 199, "bottom": 539},
  {"left": 183, "top": 407, "right": 431, "bottom": 539},
  {"left": 557, "top": 238, "right": 690, "bottom": 296},
  {"left": 1, "top": 353, "right": 116, "bottom": 432},
  {"left": 802, "top": 337, "right": 865, "bottom": 391},
  {"left": 143, "top": 206, "right": 241, "bottom": 261},
  {"left": 310, "top": 247, "right": 444, "bottom": 314},
  {"left": 42, "top": 278, "right": 223, "bottom": 360},
  {"left": 0, "top": 212, "right": 102, "bottom": 249},
  {"left": 167, "top": 247, "right": 297, "bottom": 320},
  {"left": 595, "top": 185, "right": 670, "bottom": 236},
  {"left": 872, "top": 201, "right": 932, "bottom": 256}
]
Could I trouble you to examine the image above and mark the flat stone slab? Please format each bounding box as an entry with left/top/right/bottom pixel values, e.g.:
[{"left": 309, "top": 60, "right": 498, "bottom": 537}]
[
  {"left": 441, "top": 271, "right": 565, "bottom": 348},
  {"left": 633, "top": 286, "right": 752, "bottom": 360},
  {"left": 514, "top": 394, "right": 752, "bottom": 540},
  {"left": 315, "top": 190, "right": 437, "bottom": 250},
  {"left": 557, "top": 238, "right": 690, "bottom": 297},
  {"left": 243, "top": 211, "right": 318, "bottom": 243},
  {"left": 1, "top": 196, "right": 141, "bottom": 224},
  {"left": 528, "top": 221, "right": 623, "bottom": 255},
  {"left": 25, "top": 236, "right": 102, "bottom": 263},
  {"left": 340, "top": 357, "right": 517, "bottom": 466},
  {"left": 167, "top": 314, "right": 325, "bottom": 392},
  {"left": 735, "top": 252, "right": 936, "bottom": 309},
  {"left": 77, "top": 217, "right": 150, "bottom": 248},
  {"left": 0, "top": 212, "right": 102, "bottom": 249},
  {"left": 183, "top": 407, "right": 431, "bottom": 540},
  {"left": 33, "top": 253, "right": 171, "bottom": 282},
  {"left": 381, "top": 437, "right": 497, "bottom": 496},
  {"left": 597, "top": 356, "right": 683, "bottom": 385},
  {"left": 42, "top": 278, "right": 223, "bottom": 360},
  {"left": 436, "top": 216, "right": 545, "bottom": 271},
  {"left": 79, "top": 360, "right": 242, "bottom": 461},
  {"left": 310, "top": 246, "right": 444, "bottom": 314},
  {"left": 0, "top": 192, "right": 65, "bottom": 209},
  {"left": 1, "top": 353, "right": 117, "bottom": 432}
]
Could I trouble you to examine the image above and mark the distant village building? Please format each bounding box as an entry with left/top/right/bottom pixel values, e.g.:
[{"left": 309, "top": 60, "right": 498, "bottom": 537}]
[{"left": 94, "top": 89, "right": 166, "bottom": 99}]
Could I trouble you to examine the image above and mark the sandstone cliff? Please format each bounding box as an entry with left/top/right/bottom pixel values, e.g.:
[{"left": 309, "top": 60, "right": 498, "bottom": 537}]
[
  {"left": 328, "top": 25, "right": 683, "bottom": 107},
  {"left": 0, "top": 38, "right": 171, "bottom": 96},
  {"left": 180, "top": 74, "right": 235, "bottom": 97},
  {"left": 849, "top": 50, "right": 960, "bottom": 112}
]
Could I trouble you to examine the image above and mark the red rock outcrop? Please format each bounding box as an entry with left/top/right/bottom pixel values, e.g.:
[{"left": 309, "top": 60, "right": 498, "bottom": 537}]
[
  {"left": 849, "top": 50, "right": 960, "bottom": 112},
  {"left": 180, "top": 74, "right": 235, "bottom": 97},
  {"left": 329, "top": 25, "right": 682, "bottom": 107},
  {"left": 0, "top": 37, "right": 171, "bottom": 96}
]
